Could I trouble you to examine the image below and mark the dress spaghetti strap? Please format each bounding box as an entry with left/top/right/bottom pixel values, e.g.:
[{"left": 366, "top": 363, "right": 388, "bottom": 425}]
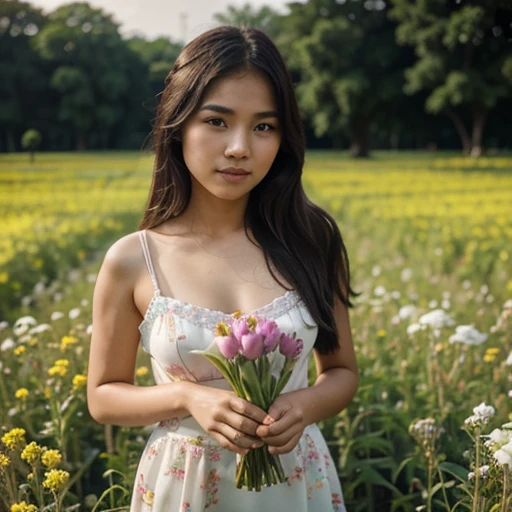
[{"left": 138, "top": 230, "right": 161, "bottom": 297}]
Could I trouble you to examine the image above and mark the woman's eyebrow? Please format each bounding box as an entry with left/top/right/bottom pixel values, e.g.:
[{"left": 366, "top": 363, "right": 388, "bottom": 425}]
[{"left": 199, "top": 104, "right": 279, "bottom": 119}]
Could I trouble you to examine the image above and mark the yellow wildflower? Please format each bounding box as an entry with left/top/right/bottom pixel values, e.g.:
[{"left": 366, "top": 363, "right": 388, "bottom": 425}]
[
  {"left": 14, "top": 346, "right": 26, "bottom": 356},
  {"left": 72, "top": 374, "right": 87, "bottom": 390},
  {"left": 0, "top": 272, "right": 8, "bottom": 283},
  {"left": 485, "top": 348, "right": 500, "bottom": 356},
  {"left": 1, "top": 428, "right": 26, "bottom": 449},
  {"left": 48, "top": 359, "right": 70, "bottom": 377},
  {"left": 41, "top": 449, "right": 62, "bottom": 469},
  {"left": 0, "top": 453, "right": 10, "bottom": 466},
  {"left": 377, "top": 329, "right": 386, "bottom": 337},
  {"left": 42, "top": 469, "right": 69, "bottom": 491},
  {"left": 48, "top": 365, "right": 67, "bottom": 377},
  {"left": 11, "top": 501, "right": 38, "bottom": 512},
  {"left": 15, "top": 388, "right": 29, "bottom": 400},
  {"left": 136, "top": 366, "right": 148, "bottom": 377},
  {"left": 44, "top": 388, "right": 51, "bottom": 399},
  {"left": 21, "top": 442, "right": 43, "bottom": 465},
  {"left": 60, "top": 335, "right": 78, "bottom": 351},
  {"left": 27, "top": 472, "right": 34, "bottom": 480},
  {"left": 483, "top": 353, "right": 496, "bottom": 363}
]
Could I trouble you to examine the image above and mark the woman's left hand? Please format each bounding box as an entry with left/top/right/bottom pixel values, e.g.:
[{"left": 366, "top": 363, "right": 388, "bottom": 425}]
[{"left": 255, "top": 392, "right": 306, "bottom": 455}]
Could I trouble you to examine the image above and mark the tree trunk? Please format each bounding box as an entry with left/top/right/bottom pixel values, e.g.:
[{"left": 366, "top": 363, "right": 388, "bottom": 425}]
[
  {"left": 470, "top": 100, "right": 487, "bottom": 158},
  {"left": 7, "top": 129, "right": 16, "bottom": 153},
  {"left": 445, "top": 108, "right": 471, "bottom": 155},
  {"left": 76, "top": 134, "right": 86, "bottom": 151},
  {"left": 350, "top": 114, "right": 370, "bottom": 158}
]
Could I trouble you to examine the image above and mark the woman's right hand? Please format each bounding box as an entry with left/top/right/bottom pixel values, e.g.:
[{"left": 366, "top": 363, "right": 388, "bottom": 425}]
[{"left": 187, "top": 385, "right": 269, "bottom": 455}]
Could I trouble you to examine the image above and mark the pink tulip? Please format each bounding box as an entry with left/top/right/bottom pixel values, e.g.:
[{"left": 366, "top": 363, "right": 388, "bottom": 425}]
[
  {"left": 240, "top": 333, "right": 265, "bottom": 360},
  {"left": 232, "top": 318, "right": 250, "bottom": 341},
  {"left": 255, "top": 319, "right": 281, "bottom": 353},
  {"left": 215, "top": 334, "right": 240, "bottom": 359},
  {"left": 279, "top": 334, "right": 303, "bottom": 358}
]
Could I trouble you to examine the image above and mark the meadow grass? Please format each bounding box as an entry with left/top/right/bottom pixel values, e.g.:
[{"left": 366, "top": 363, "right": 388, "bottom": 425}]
[{"left": 0, "top": 151, "right": 511, "bottom": 511}]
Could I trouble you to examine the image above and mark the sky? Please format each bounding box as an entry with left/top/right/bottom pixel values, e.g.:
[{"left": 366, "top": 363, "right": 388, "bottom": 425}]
[{"left": 30, "top": 0, "right": 298, "bottom": 42}]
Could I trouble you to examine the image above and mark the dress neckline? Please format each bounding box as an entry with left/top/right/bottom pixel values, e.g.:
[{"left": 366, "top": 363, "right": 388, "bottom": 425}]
[{"left": 139, "top": 289, "right": 302, "bottom": 333}]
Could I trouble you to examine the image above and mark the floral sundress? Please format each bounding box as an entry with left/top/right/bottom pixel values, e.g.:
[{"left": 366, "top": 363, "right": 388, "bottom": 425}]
[{"left": 130, "top": 230, "right": 347, "bottom": 511}]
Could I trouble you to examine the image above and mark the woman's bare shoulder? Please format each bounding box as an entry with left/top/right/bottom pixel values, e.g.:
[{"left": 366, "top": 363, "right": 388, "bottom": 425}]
[{"left": 101, "top": 231, "right": 145, "bottom": 280}]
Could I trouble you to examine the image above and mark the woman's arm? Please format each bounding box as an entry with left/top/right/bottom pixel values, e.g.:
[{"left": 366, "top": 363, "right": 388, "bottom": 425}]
[
  {"left": 256, "top": 294, "right": 359, "bottom": 454},
  {"left": 87, "top": 234, "right": 268, "bottom": 454}
]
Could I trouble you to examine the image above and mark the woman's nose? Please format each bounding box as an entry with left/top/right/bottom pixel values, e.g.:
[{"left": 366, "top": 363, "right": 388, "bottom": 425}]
[{"left": 224, "top": 129, "right": 251, "bottom": 160}]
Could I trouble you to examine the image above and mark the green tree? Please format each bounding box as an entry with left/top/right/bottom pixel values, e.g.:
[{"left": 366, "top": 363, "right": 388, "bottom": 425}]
[
  {"left": 276, "top": 0, "right": 412, "bottom": 157},
  {"left": 33, "top": 2, "right": 149, "bottom": 150},
  {"left": 21, "top": 128, "right": 42, "bottom": 162},
  {"left": 127, "top": 36, "right": 182, "bottom": 108},
  {"left": 0, "top": 0, "right": 48, "bottom": 152},
  {"left": 390, "top": 0, "right": 512, "bottom": 156},
  {"left": 213, "top": 3, "right": 281, "bottom": 39}
]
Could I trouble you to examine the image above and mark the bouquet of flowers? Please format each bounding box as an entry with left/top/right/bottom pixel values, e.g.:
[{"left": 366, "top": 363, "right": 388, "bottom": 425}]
[{"left": 196, "top": 314, "right": 303, "bottom": 491}]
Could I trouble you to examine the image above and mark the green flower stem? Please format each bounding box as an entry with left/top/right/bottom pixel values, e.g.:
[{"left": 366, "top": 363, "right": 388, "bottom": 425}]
[
  {"left": 501, "top": 467, "right": 509, "bottom": 512},
  {"left": 472, "top": 430, "right": 481, "bottom": 512}
]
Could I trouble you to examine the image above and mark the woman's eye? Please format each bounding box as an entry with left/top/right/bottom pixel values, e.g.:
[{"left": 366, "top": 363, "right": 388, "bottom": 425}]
[
  {"left": 255, "top": 123, "right": 275, "bottom": 132},
  {"left": 206, "top": 118, "right": 225, "bottom": 127}
]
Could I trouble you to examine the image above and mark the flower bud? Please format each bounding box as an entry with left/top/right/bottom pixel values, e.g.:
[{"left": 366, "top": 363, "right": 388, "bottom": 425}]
[
  {"left": 232, "top": 318, "right": 250, "bottom": 340},
  {"left": 279, "top": 334, "right": 303, "bottom": 358},
  {"left": 240, "top": 333, "right": 265, "bottom": 360},
  {"left": 214, "top": 334, "right": 239, "bottom": 359},
  {"left": 255, "top": 319, "right": 281, "bottom": 353}
]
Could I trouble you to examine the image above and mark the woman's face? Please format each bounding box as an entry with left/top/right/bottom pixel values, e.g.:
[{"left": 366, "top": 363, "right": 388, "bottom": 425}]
[{"left": 181, "top": 69, "right": 282, "bottom": 203}]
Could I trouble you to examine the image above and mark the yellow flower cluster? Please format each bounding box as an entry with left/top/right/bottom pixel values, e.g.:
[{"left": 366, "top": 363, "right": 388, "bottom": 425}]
[
  {"left": 1, "top": 428, "right": 26, "bottom": 449},
  {"left": 483, "top": 348, "right": 500, "bottom": 363},
  {"left": 42, "top": 469, "right": 70, "bottom": 491},
  {"left": 0, "top": 453, "right": 10, "bottom": 467},
  {"left": 72, "top": 373, "right": 87, "bottom": 390},
  {"left": 136, "top": 366, "right": 149, "bottom": 377},
  {"left": 41, "top": 449, "right": 62, "bottom": 469},
  {"left": 13, "top": 346, "right": 26, "bottom": 357},
  {"left": 15, "top": 388, "right": 29, "bottom": 399},
  {"left": 21, "top": 442, "right": 43, "bottom": 465},
  {"left": 48, "top": 358, "right": 69, "bottom": 377},
  {"left": 11, "top": 501, "right": 38, "bottom": 512},
  {"left": 60, "top": 335, "right": 78, "bottom": 352}
]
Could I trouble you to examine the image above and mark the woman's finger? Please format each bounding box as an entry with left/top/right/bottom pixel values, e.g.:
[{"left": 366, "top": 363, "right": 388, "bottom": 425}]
[
  {"left": 214, "top": 422, "right": 264, "bottom": 450},
  {"left": 268, "top": 431, "right": 302, "bottom": 455},
  {"left": 256, "top": 410, "right": 302, "bottom": 438},
  {"left": 261, "top": 423, "right": 303, "bottom": 448}
]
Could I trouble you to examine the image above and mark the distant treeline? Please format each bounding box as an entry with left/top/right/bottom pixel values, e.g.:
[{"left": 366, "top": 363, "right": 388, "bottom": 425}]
[{"left": 1, "top": 0, "right": 511, "bottom": 156}]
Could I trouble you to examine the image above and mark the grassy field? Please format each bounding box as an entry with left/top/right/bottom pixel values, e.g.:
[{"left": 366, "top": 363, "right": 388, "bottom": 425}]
[{"left": 0, "top": 151, "right": 511, "bottom": 511}]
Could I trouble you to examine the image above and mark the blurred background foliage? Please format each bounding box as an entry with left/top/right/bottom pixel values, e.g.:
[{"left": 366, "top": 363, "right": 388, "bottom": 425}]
[{"left": 1, "top": 0, "right": 511, "bottom": 157}]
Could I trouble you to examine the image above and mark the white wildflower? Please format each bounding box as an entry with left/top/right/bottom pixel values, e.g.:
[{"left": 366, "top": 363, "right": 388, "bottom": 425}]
[
  {"left": 372, "top": 265, "right": 381, "bottom": 277},
  {"left": 434, "top": 247, "right": 443, "bottom": 256},
  {"left": 508, "top": 390, "right": 512, "bottom": 398},
  {"left": 462, "top": 280, "right": 472, "bottom": 290},
  {"left": 441, "top": 300, "right": 451, "bottom": 309},
  {"left": 0, "top": 321, "right": 8, "bottom": 331},
  {"left": 374, "top": 285, "right": 386, "bottom": 297},
  {"left": 21, "top": 296, "right": 32, "bottom": 307},
  {"left": 503, "top": 299, "right": 512, "bottom": 309},
  {"left": 87, "top": 273, "right": 97, "bottom": 283},
  {"left": 51, "top": 311, "right": 64, "bottom": 321},
  {"left": 399, "top": 305, "right": 417, "bottom": 320},
  {"left": 80, "top": 299, "right": 89, "bottom": 307},
  {"left": 419, "top": 309, "right": 455, "bottom": 329},
  {"left": 29, "top": 323, "right": 51, "bottom": 335},
  {"left": 407, "top": 323, "right": 423, "bottom": 335},
  {"left": 33, "top": 281, "right": 45, "bottom": 295},
  {"left": 400, "top": 268, "right": 412, "bottom": 282},
  {"left": 13, "top": 316, "right": 37, "bottom": 336},
  {"left": 449, "top": 325, "right": 487, "bottom": 346},
  {"left": 86, "top": 324, "right": 93, "bottom": 336},
  {"left": 428, "top": 300, "right": 438, "bottom": 309},
  {"left": 494, "top": 441, "right": 512, "bottom": 468},
  {"left": 1, "top": 338, "right": 15, "bottom": 351},
  {"left": 69, "top": 308, "right": 81, "bottom": 319},
  {"left": 506, "top": 351, "right": 512, "bottom": 366},
  {"left": 473, "top": 402, "right": 495, "bottom": 419},
  {"left": 391, "top": 291, "right": 401, "bottom": 299}
]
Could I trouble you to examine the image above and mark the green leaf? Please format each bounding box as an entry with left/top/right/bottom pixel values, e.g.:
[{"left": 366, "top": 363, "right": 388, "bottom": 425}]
[{"left": 439, "top": 462, "right": 469, "bottom": 483}]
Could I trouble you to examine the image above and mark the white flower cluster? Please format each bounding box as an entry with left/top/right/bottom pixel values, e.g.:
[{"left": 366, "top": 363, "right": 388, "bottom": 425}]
[
  {"left": 464, "top": 402, "right": 496, "bottom": 427},
  {"left": 409, "top": 418, "right": 445, "bottom": 442},
  {"left": 467, "top": 464, "right": 489, "bottom": 481},
  {"left": 483, "top": 422, "right": 512, "bottom": 468},
  {"left": 449, "top": 325, "right": 488, "bottom": 346}
]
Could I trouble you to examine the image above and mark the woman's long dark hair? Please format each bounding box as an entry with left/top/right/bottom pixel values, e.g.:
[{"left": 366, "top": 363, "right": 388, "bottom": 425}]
[{"left": 139, "top": 26, "right": 358, "bottom": 354}]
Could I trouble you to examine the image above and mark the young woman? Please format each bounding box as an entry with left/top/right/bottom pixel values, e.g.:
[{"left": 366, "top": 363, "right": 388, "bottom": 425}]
[{"left": 87, "top": 25, "right": 358, "bottom": 512}]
